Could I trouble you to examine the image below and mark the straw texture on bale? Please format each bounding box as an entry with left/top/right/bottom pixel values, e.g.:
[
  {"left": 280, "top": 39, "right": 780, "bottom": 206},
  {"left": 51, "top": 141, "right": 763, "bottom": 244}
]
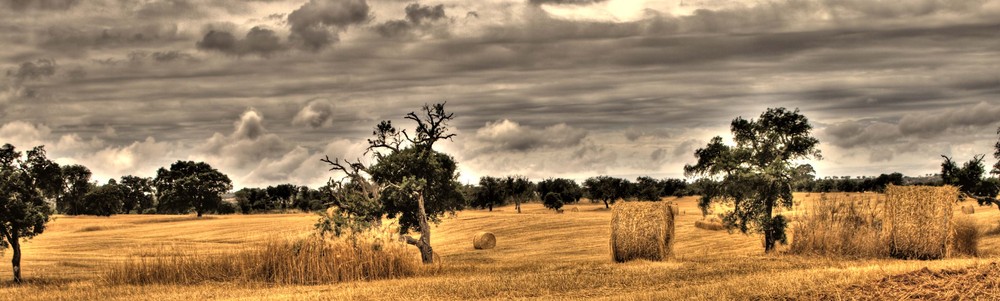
[
  {"left": 694, "top": 218, "right": 725, "bottom": 231},
  {"left": 961, "top": 205, "right": 975, "bottom": 215},
  {"left": 884, "top": 185, "right": 957, "bottom": 260},
  {"left": 473, "top": 232, "right": 496, "bottom": 250},
  {"left": 950, "top": 216, "right": 979, "bottom": 257},
  {"left": 609, "top": 202, "right": 675, "bottom": 262}
]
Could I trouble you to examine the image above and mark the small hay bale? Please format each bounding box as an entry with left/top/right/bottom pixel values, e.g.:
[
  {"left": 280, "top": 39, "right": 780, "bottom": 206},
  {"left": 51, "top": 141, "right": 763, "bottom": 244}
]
[
  {"left": 694, "top": 218, "right": 725, "bottom": 231},
  {"left": 570, "top": 207, "right": 579, "bottom": 212},
  {"left": 473, "top": 232, "right": 496, "bottom": 250},
  {"left": 961, "top": 205, "right": 975, "bottom": 215},
  {"left": 884, "top": 185, "right": 957, "bottom": 260},
  {"left": 609, "top": 202, "right": 675, "bottom": 262},
  {"left": 950, "top": 216, "right": 979, "bottom": 257}
]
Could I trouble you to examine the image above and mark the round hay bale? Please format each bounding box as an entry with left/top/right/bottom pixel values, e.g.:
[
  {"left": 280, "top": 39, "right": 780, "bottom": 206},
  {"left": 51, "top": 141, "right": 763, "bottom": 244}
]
[
  {"left": 571, "top": 207, "right": 580, "bottom": 212},
  {"left": 961, "top": 205, "right": 975, "bottom": 215},
  {"left": 609, "top": 202, "right": 675, "bottom": 262},
  {"left": 473, "top": 232, "right": 496, "bottom": 250}
]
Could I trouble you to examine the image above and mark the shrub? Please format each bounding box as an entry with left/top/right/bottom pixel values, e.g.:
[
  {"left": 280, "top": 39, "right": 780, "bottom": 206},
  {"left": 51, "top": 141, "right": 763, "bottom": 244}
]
[{"left": 543, "top": 192, "right": 564, "bottom": 211}]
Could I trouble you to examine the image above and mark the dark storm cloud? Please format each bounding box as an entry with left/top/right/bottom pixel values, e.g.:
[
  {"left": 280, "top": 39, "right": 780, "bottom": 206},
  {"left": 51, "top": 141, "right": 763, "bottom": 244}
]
[
  {"left": 38, "top": 23, "right": 183, "bottom": 52},
  {"left": 373, "top": 3, "right": 448, "bottom": 38},
  {"left": 135, "top": 0, "right": 201, "bottom": 19},
  {"left": 6, "top": 59, "right": 56, "bottom": 82},
  {"left": 468, "top": 119, "right": 588, "bottom": 154},
  {"left": 287, "top": 0, "right": 371, "bottom": 50},
  {"left": 1, "top": 0, "right": 79, "bottom": 10},
  {"left": 196, "top": 27, "right": 285, "bottom": 57}
]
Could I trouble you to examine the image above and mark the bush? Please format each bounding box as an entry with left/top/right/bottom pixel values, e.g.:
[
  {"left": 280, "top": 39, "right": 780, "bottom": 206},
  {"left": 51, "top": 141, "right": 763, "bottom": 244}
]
[
  {"left": 543, "top": 192, "right": 563, "bottom": 211},
  {"left": 216, "top": 201, "right": 239, "bottom": 215}
]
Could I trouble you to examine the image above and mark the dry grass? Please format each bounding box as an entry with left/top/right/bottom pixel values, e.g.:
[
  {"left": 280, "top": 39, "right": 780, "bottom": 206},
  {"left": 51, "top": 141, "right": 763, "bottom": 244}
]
[
  {"left": 4, "top": 195, "right": 1000, "bottom": 300},
  {"left": 951, "top": 216, "right": 980, "bottom": 257},
  {"left": 103, "top": 236, "right": 420, "bottom": 285},
  {"left": 472, "top": 232, "right": 496, "bottom": 250},
  {"left": 790, "top": 193, "right": 888, "bottom": 258},
  {"left": 884, "top": 185, "right": 957, "bottom": 259},
  {"left": 694, "top": 217, "right": 725, "bottom": 231},
  {"left": 609, "top": 201, "right": 675, "bottom": 263}
]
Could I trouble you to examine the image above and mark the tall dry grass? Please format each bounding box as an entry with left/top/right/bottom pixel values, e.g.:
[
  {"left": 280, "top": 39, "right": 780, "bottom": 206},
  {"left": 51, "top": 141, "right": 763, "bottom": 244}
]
[
  {"left": 951, "top": 216, "right": 980, "bottom": 257},
  {"left": 103, "top": 235, "right": 421, "bottom": 285},
  {"left": 790, "top": 193, "right": 888, "bottom": 258}
]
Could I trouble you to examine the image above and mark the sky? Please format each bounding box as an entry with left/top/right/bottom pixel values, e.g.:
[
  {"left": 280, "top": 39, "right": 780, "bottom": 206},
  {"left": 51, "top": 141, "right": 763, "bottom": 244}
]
[{"left": 1, "top": 0, "right": 1000, "bottom": 189}]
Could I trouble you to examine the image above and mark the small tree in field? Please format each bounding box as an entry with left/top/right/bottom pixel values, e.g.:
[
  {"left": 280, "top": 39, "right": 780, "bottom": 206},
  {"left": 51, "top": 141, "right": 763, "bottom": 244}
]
[
  {"left": 321, "top": 103, "right": 464, "bottom": 264},
  {"left": 684, "top": 107, "right": 821, "bottom": 253},
  {"left": 472, "top": 176, "right": 505, "bottom": 211},
  {"left": 120, "top": 175, "right": 154, "bottom": 214},
  {"left": 0, "top": 144, "right": 60, "bottom": 283},
  {"left": 583, "top": 176, "right": 630, "bottom": 208},
  {"left": 542, "top": 192, "right": 563, "bottom": 211},
  {"left": 154, "top": 161, "right": 233, "bottom": 217},
  {"left": 537, "top": 178, "right": 581, "bottom": 210},
  {"left": 58, "top": 164, "right": 92, "bottom": 214},
  {"left": 503, "top": 175, "right": 533, "bottom": 213}
]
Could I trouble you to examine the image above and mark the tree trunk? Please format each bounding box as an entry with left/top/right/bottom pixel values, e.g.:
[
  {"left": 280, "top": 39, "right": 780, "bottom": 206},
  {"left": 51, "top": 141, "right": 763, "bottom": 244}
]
[
  {"left": 604, "top": 199, "right": 610, "bottom": 209},
  {"left": 488, "top": 204, "right": 492, "bottom": 212},
  {"left": 415, "top": 192, "right": 433, "bottom": 264},
  {"left": 763, "top": 201, "right": 776, "bottom": 253},
  {"left": 11, "top": 233, "right": 21, "bottom": 283},
  {"left": 515, "top": 200, "right": 521, "bottom": 213},
  {"left": 196, "top": 210, "right": 203, "bottom": 218}
]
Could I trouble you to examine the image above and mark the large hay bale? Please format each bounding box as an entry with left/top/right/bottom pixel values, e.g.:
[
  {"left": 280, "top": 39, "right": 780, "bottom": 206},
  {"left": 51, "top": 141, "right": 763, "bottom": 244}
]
[
  {"left": 473, "top": 232, "right": 496, "bottom": 250},
  {"left": 961, "top": 205, "right": 975, "bottom": 215},
  {"left": 884, "top": 185, "right": 957, "bottom": 259},
  {"left": 694, "top": 218, "right": 725, "bottom": 231},
  {"left": 609, "top": 202, "right": 675, "bottom": 262}
]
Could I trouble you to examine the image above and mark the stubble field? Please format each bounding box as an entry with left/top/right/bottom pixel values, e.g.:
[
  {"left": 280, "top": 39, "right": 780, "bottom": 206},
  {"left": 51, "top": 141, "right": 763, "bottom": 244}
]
[{"left": 3, "top": 193, "right": 1000, "bottom": 300}]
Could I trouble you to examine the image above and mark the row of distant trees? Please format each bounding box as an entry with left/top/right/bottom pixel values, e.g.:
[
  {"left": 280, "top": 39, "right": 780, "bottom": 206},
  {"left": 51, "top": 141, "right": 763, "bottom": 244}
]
[{"left": 465, "top": 175, "right": 693, "bottom": 213}]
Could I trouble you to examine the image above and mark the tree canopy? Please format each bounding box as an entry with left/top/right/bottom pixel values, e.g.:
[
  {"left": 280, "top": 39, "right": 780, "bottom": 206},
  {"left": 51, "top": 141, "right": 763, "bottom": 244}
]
[
  {"left": 0, "top": 144, "right": 59, "bottom": 282},
  {"left": 684, "top": 107, "right": 821, "bottom": 252},
  {"left": 154, "top": 161, "right": 233, "bottom": 217}
]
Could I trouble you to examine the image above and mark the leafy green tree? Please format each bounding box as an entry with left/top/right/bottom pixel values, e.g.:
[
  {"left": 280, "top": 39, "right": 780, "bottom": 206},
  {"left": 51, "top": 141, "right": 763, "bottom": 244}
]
[
  {"left": 79, "top": 179, "right": 125, "bottom": 216},
  {"left": 543, "top": 192, "right": 563, "bottom": 211},
  {"left": 942, "top": 155, "right": 999, "bottom": 204},
  {"left": 538, "top": 178, "right": 581, "bottom": 210},
  {"left": 154, "top": 161, "right": 233, "bottom": 217},
  {"left": 266, "top": 184, "right": 299, "bottom": 211},
  {"left": 472, "top": 176, "right": 505, "bottom": 211},
  {"left": 684, "top": 107, "right": 822, "bottom": 252},
  {"left": 503, "top": 175, "right": 533, "bottom": 213},
  {"left": 0, "top": 144, "right": 60, "bottom": 283},
  {"left": 321, "top": 103, "right": 464, "bottom": 264},
  {"left": 58, "top": 164, "right": 92, "bottom": 214},
  {"left": 634, "top": 176, "right": 662, "bottom": 202},
  {"left": 119, "top": 175, "right": 154, "bottom": 214},
  {"left": 583, "top": 176, "right": 630, "bottom": 208}
]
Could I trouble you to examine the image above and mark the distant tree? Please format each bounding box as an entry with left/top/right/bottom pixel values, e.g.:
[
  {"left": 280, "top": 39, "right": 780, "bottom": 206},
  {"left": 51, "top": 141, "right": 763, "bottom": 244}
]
[
  {"left": 472, "top": 176, "right": 505, "bottom": 211},
  {"left": 58, "top": 164, "right": 92, "bottom": 214},
  {"left": 503, "top": 175, "right": 533, "bottom": 213},
  {"left": 634, "top": 176, "right": 662, "bottom": 202},
  {"left": 154, "top": 161, "right": 233, "bottom": 217},
  {"left": 266, "top": 184, "right": 299, "bottom": 211},
  {"left": 543, "top": 192, "right": 563, "bottom": 211},
  {"left": 292, "top": 186, "right": 326, "bottom": 212},
  {"left": 0, "top": 144, "right": 60, "bottom": 283},
  {"left": 538, "top": 178, "right": 582, "bottom": 209},
  {"left": 660, "top": 178, "right": 689, "bottom": 197},
  {"left": 321, "top": 103, "right": 464, "bottom": 264},
  {"left": 583, "top": 176, "right": 630, "bottom": 208},
  {"left": 79, "top": 179, "right": 125, "bottom": 216},
  {"left": 994, "top": 126, "right": 1000, "bottom": 177},
  {"left": 119, "top": 175, "right": 154, "bottom": 214},
  {"left": 943, "top": 155, "right": 999, "bottom": 204},
  {"left": 684, "top": 107, "right": 822, "bottom": 253}
]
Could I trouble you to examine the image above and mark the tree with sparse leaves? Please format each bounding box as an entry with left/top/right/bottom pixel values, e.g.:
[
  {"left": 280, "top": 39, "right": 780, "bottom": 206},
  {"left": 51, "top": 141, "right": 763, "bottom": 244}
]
[
  {"left": 503, "top": 175, "right": 533, "bottom": 213},
  {"left": 583, "top": 176, "right": 630, "bottom": 208},
  {"left": 472, "top": 176, "right": 505, "bottom": 211},
  {"left": 684, "top": 107, "right": 821, "bottom": 253},
  {"left": 1, "top": 144, "right": 60, "bottom": 283},
  {"left": 320, "top": 103, "right": 464, "bottom": 264}
]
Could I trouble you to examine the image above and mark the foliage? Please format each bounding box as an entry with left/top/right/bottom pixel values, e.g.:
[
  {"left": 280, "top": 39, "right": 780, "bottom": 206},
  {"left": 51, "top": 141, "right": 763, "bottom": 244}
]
[
  {"left": 583, "top": 176, "right": 630, "bottom": 208},
  {"left": 120, "top": 175, "right": 154, "bottom": 214},
  {"left": 942, "top": 155, "right": 998, "bottom": 202},
  {"left": 542, "top": 192, "right": 563, "bottom": 211},
  {"left": 503, "top": 175, "right": 534, "bottom": 213},
  {"left": 58, "top": 164, "right": 92, "bottom": 214},
  {"left": 538, "top": 178, "right": 582, "bottom": 210},
  {"left": 154, "top": 161, "right": 233, "bottom": 217},
  {"left": 0, "top": 144, "right": 59, "bottom": 282},
  {"left": 471, "top": 176, "right": 505, "bottom": 211},
  {"left": 78, "top": 179, "right": 126, "bottom": 216},
  {"left": 684, "top": 107, "right": 821, "bottom": 252},
  {"left": 321, "top": 103, "right": 461, "bottom": 264}
]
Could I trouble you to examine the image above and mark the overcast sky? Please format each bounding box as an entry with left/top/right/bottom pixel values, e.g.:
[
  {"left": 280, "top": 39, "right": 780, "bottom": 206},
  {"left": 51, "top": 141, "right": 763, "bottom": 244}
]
[{"left": 2, "top": 0, "right": 1000, "bottom": 188}]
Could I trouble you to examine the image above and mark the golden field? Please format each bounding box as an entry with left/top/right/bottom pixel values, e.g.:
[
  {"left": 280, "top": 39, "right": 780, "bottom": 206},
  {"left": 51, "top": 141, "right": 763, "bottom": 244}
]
[{"left": 3, "top": 193, "right": 1000, "bottom": 300}]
